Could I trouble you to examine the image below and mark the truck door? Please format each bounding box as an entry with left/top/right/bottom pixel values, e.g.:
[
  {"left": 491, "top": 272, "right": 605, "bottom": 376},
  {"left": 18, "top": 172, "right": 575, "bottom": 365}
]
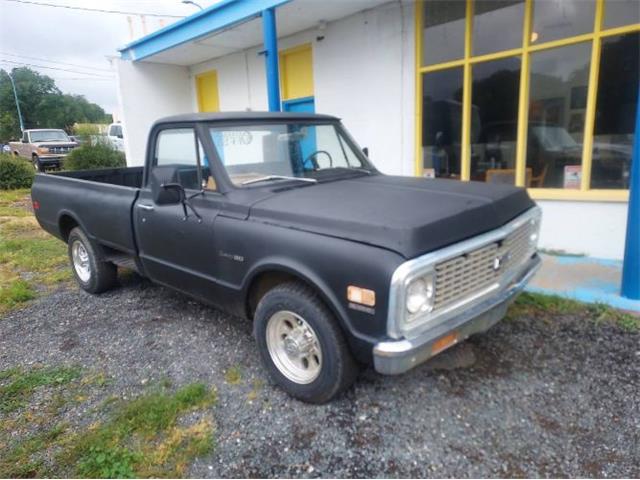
[{"left": 134, "top": 126, "right": 225, "bottom": 301}]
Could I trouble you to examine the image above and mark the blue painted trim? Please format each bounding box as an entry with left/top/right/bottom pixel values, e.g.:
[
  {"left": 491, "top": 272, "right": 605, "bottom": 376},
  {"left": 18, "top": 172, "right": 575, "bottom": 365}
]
[
  {"left": 262, "top": 7, "right": 281, "bottom": 112},
  {"left": 118, "top": 0, "right": 290, "bottom": 62},
  {"left": 622, "top": 85, "right": 640, "bottom": 300},
  {"left": 282, "top": 96, "right": 314, "bottom": 107}
]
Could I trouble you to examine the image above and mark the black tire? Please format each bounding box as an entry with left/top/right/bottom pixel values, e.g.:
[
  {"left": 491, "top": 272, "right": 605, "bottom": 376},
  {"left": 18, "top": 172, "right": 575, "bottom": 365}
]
[
  {"left": 254, "top": 282, "right": 358, "bottom": 404},
  {"left": 67, "top": 227, "right": 117, "bottom": 294},
  {"left": 32, "top": 155, "right": 42, "bottom": 172}
]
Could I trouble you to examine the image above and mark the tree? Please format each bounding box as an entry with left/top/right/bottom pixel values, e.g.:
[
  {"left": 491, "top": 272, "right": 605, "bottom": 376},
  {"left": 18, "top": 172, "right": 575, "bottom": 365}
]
[{"left": 0, "top": 67, "right": 112, "bottom": 143}]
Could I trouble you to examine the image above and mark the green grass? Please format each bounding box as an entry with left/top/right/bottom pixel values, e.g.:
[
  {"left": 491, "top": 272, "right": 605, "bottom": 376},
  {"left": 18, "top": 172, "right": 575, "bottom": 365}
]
[
  {"left": 0, "top": 188, "right": 31, "bottom": 217},
  {"left": 0, "top": 190, "right": 71, "bottom": 315},
  {"left": 65, "top": 383, "right": 216, "bottom": 478},
  {"left": 224, "top": 365, "right": 242, "bottom": 385},
  {"left": 0, "top": 365, "right": 81, "bottom": 413},
  {"left": 508, "top": 292, "right": 639, "bottom": 332},
  {"left": 0, "top": 371, "right": 217, "bottom": 479},
  {"left": 0, "top": 279, "right": 36, "bottom": 309}
]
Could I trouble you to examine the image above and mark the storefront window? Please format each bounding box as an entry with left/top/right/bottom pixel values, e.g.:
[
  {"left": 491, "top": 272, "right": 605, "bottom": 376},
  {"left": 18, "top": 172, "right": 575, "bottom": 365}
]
[
  {"left": 527, "top": 42, "right": 591, "bottom": 189},
  {"left": 422, "top": 68, "right": 463, "bottom": 178},
  {"left": 470, "top": 57, "right": 521, "bottom": 184},
  {"left": 417, "top": 0, "right": 639, "bottom": 197},
  {"left": 532, "top": 0, "right": 595, "bottom": 44},
  {"left": 604, "top": 0, "right": 640, "bottom": 29},
  {"left": 473, "top": 0, "right": 524, "bottom": 56},
  {"left": 591, "top": 32, "right": 639, "bottom": 189},
  {"left": 422, "top": 0, "right": 466, "bottom": 65}
]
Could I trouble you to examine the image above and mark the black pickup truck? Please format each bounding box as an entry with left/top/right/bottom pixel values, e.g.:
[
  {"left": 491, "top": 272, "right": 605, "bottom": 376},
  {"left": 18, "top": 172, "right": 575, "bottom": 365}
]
[{"left": 32, "top": 112, "right": 541, "bottom": 403}]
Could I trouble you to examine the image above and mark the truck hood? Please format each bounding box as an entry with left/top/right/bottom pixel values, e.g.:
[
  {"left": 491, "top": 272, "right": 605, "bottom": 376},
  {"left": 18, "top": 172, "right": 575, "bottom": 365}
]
[
  {"left": 248, "top": 174, "right": 535, "bottom": 258},
  {"left": 35, "top": 142, "right": 77, "bottom": 148}
]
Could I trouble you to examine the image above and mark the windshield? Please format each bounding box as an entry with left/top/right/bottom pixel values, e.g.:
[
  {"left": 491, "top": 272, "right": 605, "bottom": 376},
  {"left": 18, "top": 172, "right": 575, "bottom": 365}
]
[
  {"left": 30, "top": 130, "right": 70, "bottom": 142},
  {"left": 110, "top": 125, "right": 123, "bottom": 137},
  {"left": 207, "top": 123, "right": 369, "bottom": 186},
  {"left": 531, "top": 125, "right": 578, "bottom": 150}
]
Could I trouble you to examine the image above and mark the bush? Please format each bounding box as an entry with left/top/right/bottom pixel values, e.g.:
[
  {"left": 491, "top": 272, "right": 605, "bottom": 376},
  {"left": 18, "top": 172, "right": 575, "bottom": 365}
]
[
  {"left": 0, "top": 154, "right": 35, "bottom": 189},
  {"left": 64, "top": 143, "right": 126, "bottom": 171}
]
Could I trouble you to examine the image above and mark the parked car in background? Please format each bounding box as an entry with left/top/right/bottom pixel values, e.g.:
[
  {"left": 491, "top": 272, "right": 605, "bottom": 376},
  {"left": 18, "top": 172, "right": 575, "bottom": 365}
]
[
  {"left": 32, "top": 112, "right": 541, "bottom": 403},
  {"left": 10, "top": 129, "right": 77, "bottom": 171},
  {"left": 107, "top": 122, "right": 125, "bottom": 153}
]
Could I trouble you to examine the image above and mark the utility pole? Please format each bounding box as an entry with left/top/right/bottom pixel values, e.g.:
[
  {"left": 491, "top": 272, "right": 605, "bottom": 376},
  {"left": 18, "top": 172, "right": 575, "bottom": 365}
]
[{"left": 4, "top": 70, "right": 24, "bottom": 133}]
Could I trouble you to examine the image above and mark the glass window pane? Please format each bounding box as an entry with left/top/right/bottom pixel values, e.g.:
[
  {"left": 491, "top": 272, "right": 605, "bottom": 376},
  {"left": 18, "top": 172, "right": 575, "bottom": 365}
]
[
  {"left": 423, "top": 0, "right": 466, "bottom": 66},
  {"left": 532, "top": 0, "right": 595, "bottom": 44},
  {"left": 473, "top": 1, "right": 525, "bottom": 56},
  {"left": 591, "top": 32, "right": 639, "bottom": 189},
  {"left": 527, "top": 42, "right": 591, "bottom": 189},
  {"left": 421, "top": 68, "right": 464, "bottom": 179},
  {"left": 470, "top": 57, "right": 521, "bottom": 184},
  {"left": 604, "top": 0, "right": 640, "bottom": 29}
]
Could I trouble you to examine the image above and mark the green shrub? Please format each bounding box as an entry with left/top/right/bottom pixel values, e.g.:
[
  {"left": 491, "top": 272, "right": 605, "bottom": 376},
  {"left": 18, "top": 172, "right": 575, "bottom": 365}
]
[
  {"left": 64, "top": 143, "right": 126, "bottom": 171},
  {"left": 0, "top": 154, "right": 35, "bottom": 190}
]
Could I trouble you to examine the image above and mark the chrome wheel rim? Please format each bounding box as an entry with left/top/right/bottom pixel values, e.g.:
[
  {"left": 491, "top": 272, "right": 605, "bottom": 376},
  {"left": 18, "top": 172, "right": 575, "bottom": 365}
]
[
  {"left": 71, "top": 240, "right": 91, "bottom": 282},
  {"left": 265, "top": 310, "right": 322, "bottom": 384}
]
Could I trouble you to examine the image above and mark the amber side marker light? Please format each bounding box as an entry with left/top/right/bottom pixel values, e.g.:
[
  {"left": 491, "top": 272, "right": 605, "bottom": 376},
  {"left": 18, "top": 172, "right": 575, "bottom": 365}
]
[
  {"left": 431, "top": 332, "right": 459, "bottom": 356},
  {"left": 347, "top": 286, "right": 376, "bottom": 307}
]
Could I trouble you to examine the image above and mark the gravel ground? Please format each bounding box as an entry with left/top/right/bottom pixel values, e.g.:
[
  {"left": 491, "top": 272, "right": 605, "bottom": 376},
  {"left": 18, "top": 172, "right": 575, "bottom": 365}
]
[{"left": 1, "top": 274, "right": 639, "bottom": 478}]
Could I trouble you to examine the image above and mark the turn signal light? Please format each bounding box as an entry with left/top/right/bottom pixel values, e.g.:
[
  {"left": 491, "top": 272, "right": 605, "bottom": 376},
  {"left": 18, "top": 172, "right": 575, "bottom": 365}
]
[{"left": 347, "top": 286, "right": 376, "bottom": 307}]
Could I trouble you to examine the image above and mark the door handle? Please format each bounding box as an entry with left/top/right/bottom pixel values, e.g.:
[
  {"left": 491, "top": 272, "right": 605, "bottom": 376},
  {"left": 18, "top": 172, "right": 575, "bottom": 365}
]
[{"left": 138, "top": 204, "right": 155, "bottom": 211}]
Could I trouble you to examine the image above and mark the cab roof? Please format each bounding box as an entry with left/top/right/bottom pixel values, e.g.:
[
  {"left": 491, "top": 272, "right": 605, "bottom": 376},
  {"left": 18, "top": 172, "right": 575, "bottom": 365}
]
[{"left": 154, "top": 111, "right": 339, "bottom": 126}]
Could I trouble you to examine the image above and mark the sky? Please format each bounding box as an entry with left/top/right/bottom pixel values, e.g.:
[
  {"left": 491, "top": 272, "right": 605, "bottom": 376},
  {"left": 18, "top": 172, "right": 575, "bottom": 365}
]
[{"left": 0, "top": 0, "right": 219, "bottom": 115}]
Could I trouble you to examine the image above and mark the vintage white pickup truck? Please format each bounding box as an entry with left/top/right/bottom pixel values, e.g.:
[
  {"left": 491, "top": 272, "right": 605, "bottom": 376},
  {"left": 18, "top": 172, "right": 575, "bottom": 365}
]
[{"left": 10, "top": 129, "right": 77, "bottom": 171}]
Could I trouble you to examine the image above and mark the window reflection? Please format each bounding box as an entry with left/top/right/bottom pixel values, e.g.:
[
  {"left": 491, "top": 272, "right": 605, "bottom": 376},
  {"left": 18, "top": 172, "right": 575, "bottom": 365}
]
[
  {"left": 604, "top": 0, "right": 640, "bottom": 29},
  {"left": 470, "top": 57, "right": 521, "bottom": 184},
  {"left": 423, "top": 0, "right": 466, "bottom": 65},
  {"left": 422, "top": 68, "right": 464, "bottom": 179},
  {"left": 473, "top": 0, "right": 525, "bottom": 56},
  {"left": 591, "top": 32, "right": 639, "bottom": 189},
  {"left": 527, "top": 42, "right": 591, "bottom": 188},
  {"left": 532, "top": 0, "right": 595, "bottom": 44}
]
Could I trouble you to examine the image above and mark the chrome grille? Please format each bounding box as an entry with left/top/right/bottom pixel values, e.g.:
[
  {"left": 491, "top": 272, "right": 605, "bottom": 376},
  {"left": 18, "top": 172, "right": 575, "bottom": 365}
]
[
  {"left": 47, "top": 146, "right": 73, "bottom": 154},
  {"left": 434, "top": 221, "right": 533, "bottom": 309}
]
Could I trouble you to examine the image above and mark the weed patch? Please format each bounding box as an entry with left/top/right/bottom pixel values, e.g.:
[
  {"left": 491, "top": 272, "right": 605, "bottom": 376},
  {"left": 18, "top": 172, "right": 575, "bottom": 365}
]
[
  {"left": 508, "top": 292, "right": 639, "bottom": 331},
  {"left": 0, "top": 365, "right": 81, "bottom": 413}
]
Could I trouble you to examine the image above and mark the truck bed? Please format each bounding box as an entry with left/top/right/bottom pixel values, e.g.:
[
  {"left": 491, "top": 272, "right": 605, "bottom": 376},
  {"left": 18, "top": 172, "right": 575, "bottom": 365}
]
[{"left": 32, "top": 167, "right": 143, "bottom": 256}]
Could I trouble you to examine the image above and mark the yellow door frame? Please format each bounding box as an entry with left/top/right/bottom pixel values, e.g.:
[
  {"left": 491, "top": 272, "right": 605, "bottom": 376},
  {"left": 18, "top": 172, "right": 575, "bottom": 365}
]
[
  {"left": 196, "top": 69, "right": 220, "bottom": 112},
  {"left": 415, "top": 0, "right": 640, "bottom": 202},
  {"left": 279, "top": 43, "right": 314, "bottom": 101}
]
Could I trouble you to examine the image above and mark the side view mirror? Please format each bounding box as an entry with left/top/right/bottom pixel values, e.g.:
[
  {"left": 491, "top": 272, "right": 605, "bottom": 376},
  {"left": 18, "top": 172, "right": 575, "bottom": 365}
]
[
  {"left": 149, "top": 166, "right": 203, "bottom": 221},
  {"left": 22, "top": 138, "right": 28, "bottom": 143},
  {"left": 362, "top": 147, "right": 369, "bottom": 157}
]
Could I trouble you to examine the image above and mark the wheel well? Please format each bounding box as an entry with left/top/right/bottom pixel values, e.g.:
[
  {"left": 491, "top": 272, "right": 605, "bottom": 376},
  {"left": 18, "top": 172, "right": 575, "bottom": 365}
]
[
  {"left": 246, "top": 270, "right": 339, "bottom": 322},
  {"left": 58, "top": 215, "right": 79, "bottom": 242}
]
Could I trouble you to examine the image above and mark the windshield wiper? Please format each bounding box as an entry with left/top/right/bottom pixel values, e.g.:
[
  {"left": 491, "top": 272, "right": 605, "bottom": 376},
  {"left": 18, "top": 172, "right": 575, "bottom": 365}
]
[{"left": 242, "top": 175, "right": 318, "bottom": 186}]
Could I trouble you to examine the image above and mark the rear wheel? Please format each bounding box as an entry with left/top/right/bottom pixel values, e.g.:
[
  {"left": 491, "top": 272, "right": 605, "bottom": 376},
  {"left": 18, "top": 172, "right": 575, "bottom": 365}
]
[
  {"left": 254, "top": 282, "right": 358, "bottom": 403},
  {"left": 67, "top": 227, "right": 117, "bottom": 293}
]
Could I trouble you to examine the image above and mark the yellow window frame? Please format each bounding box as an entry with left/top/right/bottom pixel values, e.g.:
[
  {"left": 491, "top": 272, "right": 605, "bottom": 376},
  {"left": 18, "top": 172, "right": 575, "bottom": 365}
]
[{"left": 414, "top": 0, "right": 640, "bottom": 202}]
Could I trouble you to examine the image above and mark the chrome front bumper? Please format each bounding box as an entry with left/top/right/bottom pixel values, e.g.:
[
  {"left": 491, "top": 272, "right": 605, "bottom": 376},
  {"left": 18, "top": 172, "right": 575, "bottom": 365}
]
[{"left": 373, "top": 254, "right": 541, "bottom": 375}]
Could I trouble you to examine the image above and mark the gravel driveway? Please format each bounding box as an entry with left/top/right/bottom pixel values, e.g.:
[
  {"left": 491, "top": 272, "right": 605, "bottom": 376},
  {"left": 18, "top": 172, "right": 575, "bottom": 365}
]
[{"left": 1, "top": 274, "right": 638, "bottom": 478}]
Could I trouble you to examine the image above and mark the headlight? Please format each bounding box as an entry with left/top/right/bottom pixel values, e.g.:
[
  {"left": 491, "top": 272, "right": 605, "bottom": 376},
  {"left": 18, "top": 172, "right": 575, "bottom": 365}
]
[
  {"left": 528, "top": 215, "right": 541, "bottom": 252},
  {"left": 405, "top": 274, "right": 435, "bottom": 321},
  {"left": 37, "top": 147, "right": 49, "bottom": 154}
]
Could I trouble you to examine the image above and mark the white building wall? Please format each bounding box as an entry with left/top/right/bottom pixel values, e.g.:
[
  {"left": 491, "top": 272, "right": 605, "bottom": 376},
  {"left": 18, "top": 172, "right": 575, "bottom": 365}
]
[
  {"left": 537, "top": 200, "right": 629, "bottom": 260},
  {"left": 188, "top": 0, "right": 415, "bottom": 176},
  {"left": 116, "top": 1, "right": 630, "bottom": 262},
  {"left": 115, "top": 59, "right": 193, "bottom": 165}
]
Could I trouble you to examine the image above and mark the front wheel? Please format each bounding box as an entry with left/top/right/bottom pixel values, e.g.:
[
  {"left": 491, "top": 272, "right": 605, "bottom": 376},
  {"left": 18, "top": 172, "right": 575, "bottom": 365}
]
[
  {"left": 254, "top": 282, "right": 358, "bottom": 403},
  {"left": 32, "top": 155, "right": 42, "bottom": 172},
  {"left": 67, "top": 227, "right": 117, "bottom": 293}
]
